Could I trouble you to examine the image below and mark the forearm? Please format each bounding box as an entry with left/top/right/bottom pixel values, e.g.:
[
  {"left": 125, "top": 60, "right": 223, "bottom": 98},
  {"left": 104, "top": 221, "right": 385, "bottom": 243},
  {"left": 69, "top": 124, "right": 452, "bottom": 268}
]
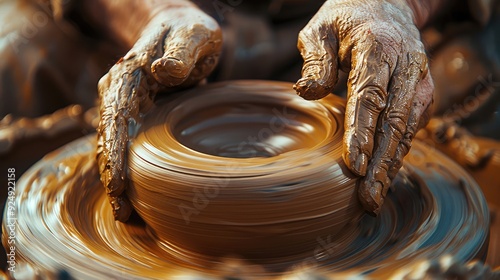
[{"left": 81, "top": 0, "right": 197, "bottom": 48}]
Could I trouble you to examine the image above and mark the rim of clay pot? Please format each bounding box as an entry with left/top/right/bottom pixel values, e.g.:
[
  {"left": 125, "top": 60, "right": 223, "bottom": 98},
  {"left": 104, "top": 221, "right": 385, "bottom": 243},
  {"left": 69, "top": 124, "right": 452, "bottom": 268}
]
[{"left": 126, "top": 80, "right": 362, "bottom": 260}]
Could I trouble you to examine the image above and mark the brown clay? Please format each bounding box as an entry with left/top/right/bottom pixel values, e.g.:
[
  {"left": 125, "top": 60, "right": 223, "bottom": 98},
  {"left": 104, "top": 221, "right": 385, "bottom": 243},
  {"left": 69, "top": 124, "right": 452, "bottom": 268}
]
[
  {"left": 2, "top": 81, "right": 491, "bottom": 279},
  {"left": 127, "top": 81, "right": 363, "bottom": 260}
]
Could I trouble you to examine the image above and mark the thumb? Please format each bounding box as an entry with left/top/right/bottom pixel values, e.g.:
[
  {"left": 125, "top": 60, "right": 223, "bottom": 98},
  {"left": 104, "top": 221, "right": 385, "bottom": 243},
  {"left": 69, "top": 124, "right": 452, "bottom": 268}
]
[
  {"left": 151, "top": 16, "right": 222, "bottom": 87},
  {"left": 294, "top": 24, "right": 339, "bottom": 100}
]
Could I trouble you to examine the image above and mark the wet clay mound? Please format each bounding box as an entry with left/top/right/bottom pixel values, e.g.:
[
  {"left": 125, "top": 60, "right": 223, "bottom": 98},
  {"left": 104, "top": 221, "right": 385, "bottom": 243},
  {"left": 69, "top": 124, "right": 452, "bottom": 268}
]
[{"left": 127, "top": 81, "right": 362, "bottom": 261}]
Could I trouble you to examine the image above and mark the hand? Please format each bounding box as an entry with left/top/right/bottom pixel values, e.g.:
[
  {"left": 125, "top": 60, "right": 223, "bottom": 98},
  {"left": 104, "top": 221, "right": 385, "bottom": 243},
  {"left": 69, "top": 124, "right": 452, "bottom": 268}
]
[
  {"left": 96, "top": 4, "right": 222, "bottom": 222},
  {"left": 294, "top": 0, "right": 433, "bottom": 215}
]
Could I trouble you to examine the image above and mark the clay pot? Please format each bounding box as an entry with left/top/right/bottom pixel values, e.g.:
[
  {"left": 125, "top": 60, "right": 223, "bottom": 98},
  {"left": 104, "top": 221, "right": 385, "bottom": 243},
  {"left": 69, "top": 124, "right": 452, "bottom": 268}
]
[{"left": 127, "top": 80, "right": 363, "bottom": 260}]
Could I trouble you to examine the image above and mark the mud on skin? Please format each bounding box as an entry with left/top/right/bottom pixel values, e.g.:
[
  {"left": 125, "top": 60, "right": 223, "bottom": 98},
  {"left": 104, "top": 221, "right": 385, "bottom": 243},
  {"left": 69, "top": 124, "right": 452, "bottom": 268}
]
[
  {"left": 95, "top": 1, "right": 222, "bottom": 221},
  {"left": 293, "top": 0, "right": 435, "bottom": 214}
]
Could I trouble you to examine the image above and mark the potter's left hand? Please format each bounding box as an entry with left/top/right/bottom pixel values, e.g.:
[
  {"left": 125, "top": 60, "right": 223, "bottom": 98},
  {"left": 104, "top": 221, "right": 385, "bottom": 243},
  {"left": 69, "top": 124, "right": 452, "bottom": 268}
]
[{"left": 294, "top": 0, "right": 433, "bottom": 215}]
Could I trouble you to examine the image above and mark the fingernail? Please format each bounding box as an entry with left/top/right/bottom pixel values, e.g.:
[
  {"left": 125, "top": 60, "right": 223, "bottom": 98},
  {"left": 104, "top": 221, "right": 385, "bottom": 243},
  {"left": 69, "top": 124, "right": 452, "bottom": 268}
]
[
  {"left": 354, "top": 153, "right": 368, "bottom": 176},
  {"left": 111, "top": 196, "right": 132, "bottom": 222},
  {"left": 162, "top": 57, "right": 190, "bottom": 79},
  {"left": 384, "top": 177, "right": 392, "bottom": 194},
  {"left": 107, "top": 176, "right": 125, "bottom": 197},
  {"left": 359, "top": 180, "right": 384, "bottom": 216},
  {"left": 294, "top": 77, "right": 330, "bottom": 100},
  {"left": 151, "top": 57, "right": 191, "bottom": 86},
  {"left": 369, "top": 181, "right": 383, "bottom": 208},
  {"left": 293, "top": 78, "right": 311, "bottom": 97}
]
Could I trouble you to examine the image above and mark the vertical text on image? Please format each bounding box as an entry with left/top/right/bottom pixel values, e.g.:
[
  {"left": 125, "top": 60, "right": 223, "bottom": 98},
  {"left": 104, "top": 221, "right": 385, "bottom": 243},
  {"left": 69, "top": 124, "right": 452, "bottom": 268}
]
[{"left": 6, "top": 168, "right": 16, "bottom": 272}]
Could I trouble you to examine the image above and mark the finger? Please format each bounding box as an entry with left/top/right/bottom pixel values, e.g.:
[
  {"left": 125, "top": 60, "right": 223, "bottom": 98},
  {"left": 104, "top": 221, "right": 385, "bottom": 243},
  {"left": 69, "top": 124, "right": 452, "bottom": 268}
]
[
  {"left": 343, "top": 40, "right": 392, "bottom": 176},
  {"left": 96, "top": 119, "right": 127, "bottom": 197},
  {"left": 388, "top": 69, "right": 434, "bottom": 179},
  {"left": 109, "top": 194, "right": 133, "bottom": 223},
  {"left": 358, "top": 51, "right": 427, "bottom": 215},
  {"left": 96, "top": 72, "right": 128, "bottom": 199},
  {"left": 151, "top": 15, "right": 222, "bottom": 87},
  {"left": 293, "top": 23, "right": 338, "bottom": 100},
  {"left": 97, "top": 67, "right": 152, "bottom": 222}
]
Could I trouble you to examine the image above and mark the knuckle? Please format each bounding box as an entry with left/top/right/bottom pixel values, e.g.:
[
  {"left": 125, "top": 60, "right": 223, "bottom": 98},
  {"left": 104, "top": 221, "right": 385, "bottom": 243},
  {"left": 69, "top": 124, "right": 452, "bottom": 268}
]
[
  {"left": 372, "top": 162, "right": 391, "bottom": 183},
  {"left": 399, "top": 133, "right": 413, "bottom": 154},
  {"left": 365, "top": 34, "right": 399, "bottom": 70},
  {"left": 360, "top": 85, "right": 387, "bottom": 112},
  {"left": 385, "top": 110, "right": 407, "bottom": 138},
  {"left": 388, "top": 161, "right": 402, "bottom": 180},
  {"left": 408, "top": 50, "right": 428, "bottom": 71},
  {"left": 352, "top": 131, "right": 374, "bottom": 155},
  {"left": 366, "top": 22, "right": 402, "bottom": 46},
  {"left": 391, "top": 156, "right": 404, "bottom": 169}
]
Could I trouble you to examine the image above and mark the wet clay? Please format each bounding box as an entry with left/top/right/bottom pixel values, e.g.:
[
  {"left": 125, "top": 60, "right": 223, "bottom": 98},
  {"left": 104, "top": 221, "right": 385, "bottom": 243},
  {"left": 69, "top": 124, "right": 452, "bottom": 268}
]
[
  {"left": 416, "top": 117, "right": 500, "bottom": 267},
  {"left": 127, "top": 80, "right": 363, "bottom": 260},
  {"left": 2, "top": 81, "right": 491, "bottom": 279}
]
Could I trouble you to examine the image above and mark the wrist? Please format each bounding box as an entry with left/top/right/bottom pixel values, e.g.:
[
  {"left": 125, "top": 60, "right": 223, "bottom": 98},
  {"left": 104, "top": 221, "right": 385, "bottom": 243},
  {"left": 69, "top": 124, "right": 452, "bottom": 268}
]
[{"left": 82, "top": 0, "right": 197, "bottom": 48}]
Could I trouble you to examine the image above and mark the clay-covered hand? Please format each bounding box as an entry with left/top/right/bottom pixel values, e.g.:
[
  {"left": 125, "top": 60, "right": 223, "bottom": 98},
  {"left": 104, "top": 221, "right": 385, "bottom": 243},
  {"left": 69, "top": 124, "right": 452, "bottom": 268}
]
[
  {"left": 97, "top": 4, "right": 222, "bottom": 222},
  {"left": 294, "top": 0, "right": 433, "bottom": 215}
]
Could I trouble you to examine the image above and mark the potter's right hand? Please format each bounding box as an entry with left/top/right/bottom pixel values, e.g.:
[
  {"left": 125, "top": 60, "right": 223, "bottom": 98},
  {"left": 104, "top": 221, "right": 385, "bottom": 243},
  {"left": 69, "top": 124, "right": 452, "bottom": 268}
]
[
  {"left": 97, "top": 3, "right": 222, "bottom": 222},
  {"left": 294, "top": 0, "right": 434, "bottom": 215}
]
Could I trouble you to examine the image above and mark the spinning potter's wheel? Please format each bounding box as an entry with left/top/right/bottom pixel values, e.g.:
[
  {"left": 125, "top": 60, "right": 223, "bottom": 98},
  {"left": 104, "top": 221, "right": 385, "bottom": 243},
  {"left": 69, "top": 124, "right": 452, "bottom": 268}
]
[{"left": 2, "top": 81, "right": 490, "bottom": 279}]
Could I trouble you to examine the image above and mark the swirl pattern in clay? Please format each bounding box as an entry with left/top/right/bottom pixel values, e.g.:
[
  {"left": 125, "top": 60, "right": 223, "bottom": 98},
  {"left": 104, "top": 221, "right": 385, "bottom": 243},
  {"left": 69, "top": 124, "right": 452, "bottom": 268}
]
[
  {"left": 127, "top": 81, "right": 363, "bottom": 262},
  {"left": 2, "top": 81, "right": 490, "bottom": 279}
]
